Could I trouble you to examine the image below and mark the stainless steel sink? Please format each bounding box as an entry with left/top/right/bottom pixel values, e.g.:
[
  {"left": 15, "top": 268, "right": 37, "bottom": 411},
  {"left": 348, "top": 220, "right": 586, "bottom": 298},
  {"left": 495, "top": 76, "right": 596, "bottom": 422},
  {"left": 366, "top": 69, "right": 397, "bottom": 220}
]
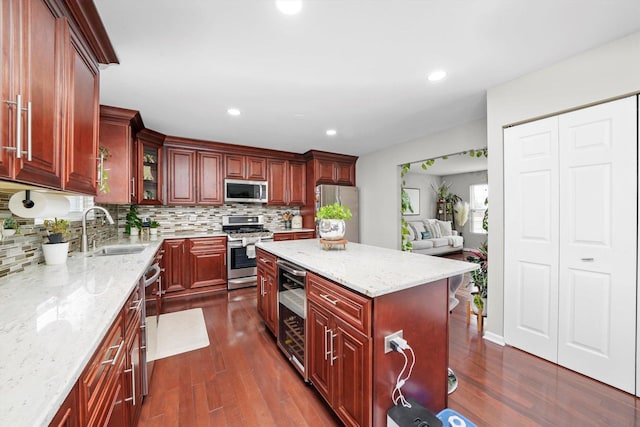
[{"left": 94, "top": 244, "right": 147, "bottom": 256}]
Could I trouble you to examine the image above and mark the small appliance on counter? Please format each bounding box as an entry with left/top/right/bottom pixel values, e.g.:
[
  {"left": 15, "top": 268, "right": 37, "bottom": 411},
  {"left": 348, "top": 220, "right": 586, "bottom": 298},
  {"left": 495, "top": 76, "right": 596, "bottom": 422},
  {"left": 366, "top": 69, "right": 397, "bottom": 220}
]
[{"left": 291, "top": 214, "right": 302, "bottom": 229}]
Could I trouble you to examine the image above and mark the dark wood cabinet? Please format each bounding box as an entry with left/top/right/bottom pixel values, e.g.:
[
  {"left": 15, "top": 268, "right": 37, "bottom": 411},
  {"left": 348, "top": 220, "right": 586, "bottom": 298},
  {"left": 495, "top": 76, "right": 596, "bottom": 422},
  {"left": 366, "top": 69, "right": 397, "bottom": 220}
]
[
  {"left": 314, "top": 158, "right": 356, "bottom": 186},
  {"left": 198, "top": 151, "right": 224, "bottom": 205},
  {"left": 256, "top": 249, "right": 277, "bottom": 334},
  {"left": 49, "top": 384, "right": 79, "bottom": 427},
  {"left": 268, "top": 159, "right": 306, "bottom": 206},
  {"left": 166, "top": 146, "right": 223, "bottom": 205},
  {"left": 123, "top": 285, "right": 143, "bottom": 426},
  {"left": 136, "top": 128, "right": 164, "bottom": 205},
  {"left": 307, "top": 272, "right": 372, "bottom": 427},
  {"left": 163, "top": 239, "right": 188, "bottom": 293},
  {"left": 225, "top": 154, "right": 267, "bottom": 180},
  {"left": 95, "top": 106, "right": 142, "bottom": 204},
  {"left": 188, "top": 237, "right": 227, "bottom": 291},
  {"left": 273, "top": 231, "right": 315, "bottom": 241}
]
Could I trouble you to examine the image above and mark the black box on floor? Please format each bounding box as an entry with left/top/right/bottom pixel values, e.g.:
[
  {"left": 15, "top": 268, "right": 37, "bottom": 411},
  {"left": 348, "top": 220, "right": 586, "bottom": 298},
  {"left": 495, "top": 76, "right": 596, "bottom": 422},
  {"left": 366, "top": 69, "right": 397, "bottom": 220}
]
[{"left": 387, "top": 398, "right": 443, "bottom": 427}]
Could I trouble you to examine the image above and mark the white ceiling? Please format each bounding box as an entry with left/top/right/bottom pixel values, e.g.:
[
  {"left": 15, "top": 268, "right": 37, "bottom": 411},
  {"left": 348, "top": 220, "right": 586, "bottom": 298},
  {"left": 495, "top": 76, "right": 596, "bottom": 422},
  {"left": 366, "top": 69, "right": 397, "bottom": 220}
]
[{"left": 94, "top": 0, "right": 640, "bottom": 157}]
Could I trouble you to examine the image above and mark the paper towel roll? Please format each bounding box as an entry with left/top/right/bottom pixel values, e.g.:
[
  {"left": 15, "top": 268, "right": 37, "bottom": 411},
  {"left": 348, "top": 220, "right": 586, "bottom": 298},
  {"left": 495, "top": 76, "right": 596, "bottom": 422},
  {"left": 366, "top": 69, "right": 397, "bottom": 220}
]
[{"left": 9, "top": 191, "right": 70, "bottom": 218}]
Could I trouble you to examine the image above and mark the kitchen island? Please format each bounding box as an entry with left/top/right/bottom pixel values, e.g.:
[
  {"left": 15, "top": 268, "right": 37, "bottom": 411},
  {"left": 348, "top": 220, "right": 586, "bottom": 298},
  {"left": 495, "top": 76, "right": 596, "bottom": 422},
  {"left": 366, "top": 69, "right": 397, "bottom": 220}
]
[{"left": 255, "top": 239, "right": 477, "bottom": 427}]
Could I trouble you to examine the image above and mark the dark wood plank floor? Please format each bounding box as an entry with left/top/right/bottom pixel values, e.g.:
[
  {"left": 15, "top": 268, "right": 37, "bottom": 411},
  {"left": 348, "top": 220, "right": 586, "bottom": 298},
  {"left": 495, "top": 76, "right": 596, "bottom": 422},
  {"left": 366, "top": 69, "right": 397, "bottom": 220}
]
[{"left": 138, "top": 283, "right": 640, "bottom": 426}]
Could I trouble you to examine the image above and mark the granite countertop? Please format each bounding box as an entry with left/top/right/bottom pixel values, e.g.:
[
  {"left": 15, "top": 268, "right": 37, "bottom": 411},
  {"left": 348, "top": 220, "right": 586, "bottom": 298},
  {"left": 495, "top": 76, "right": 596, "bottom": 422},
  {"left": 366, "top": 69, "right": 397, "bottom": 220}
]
[
  {"left": 0, "top": 231, "right": 225, "bottom": 427},
  {"left": 256, "top": 239, "right": 478, "bottom": 298}
]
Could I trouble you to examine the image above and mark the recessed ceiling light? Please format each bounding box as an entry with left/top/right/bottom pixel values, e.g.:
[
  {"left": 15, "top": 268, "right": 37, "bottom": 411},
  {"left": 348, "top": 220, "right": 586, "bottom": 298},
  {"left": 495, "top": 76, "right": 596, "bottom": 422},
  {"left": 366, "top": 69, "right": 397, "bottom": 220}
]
[
  {"left": 227, "top": 108, "right": 241, "bottom": 116},
  {"left": 427, "top": 70, "right": 447, "bottom": 82},
  {"left": 275, "top": 0, "right": 302, "bottom": 15},
  {"left": 326, "top": 129, "right": 337, "bottom": 136}
]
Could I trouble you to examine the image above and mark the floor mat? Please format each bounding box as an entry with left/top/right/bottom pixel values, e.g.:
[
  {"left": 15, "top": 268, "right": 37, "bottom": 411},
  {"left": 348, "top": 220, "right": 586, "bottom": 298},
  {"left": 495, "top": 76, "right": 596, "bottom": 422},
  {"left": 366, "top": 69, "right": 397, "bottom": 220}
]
[{"left": 147, "top": 308, "right": 210, "bottom": 361}]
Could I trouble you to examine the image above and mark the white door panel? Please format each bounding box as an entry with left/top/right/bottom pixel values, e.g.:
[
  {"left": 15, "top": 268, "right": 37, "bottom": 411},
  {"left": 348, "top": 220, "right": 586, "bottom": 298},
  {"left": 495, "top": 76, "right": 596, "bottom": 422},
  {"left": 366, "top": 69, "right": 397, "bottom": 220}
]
[
  {"left": 504, "top": 116, "right": 559, "bottom": 362},
  {"left": 558, "top": 96, "right": 637, "bottom": 394}
]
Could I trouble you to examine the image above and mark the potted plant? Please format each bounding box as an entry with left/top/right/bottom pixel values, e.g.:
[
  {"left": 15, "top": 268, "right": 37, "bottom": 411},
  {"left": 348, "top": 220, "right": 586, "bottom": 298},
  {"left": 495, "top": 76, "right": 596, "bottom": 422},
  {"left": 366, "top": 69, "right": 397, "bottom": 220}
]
[
  {"left": 149, "top": 220, "right": 160, "bottom": 236},
  {"left": 2, "top": 215, "right": 20, "bottom": 237},
  {"left": 42, "top": 218, "right": 71, "bottom": 265},
  {"left": 282, "top": 211, "right": 293, "bottom": 229},
  {"left": 316, "top": 202, "right": 352, "bottom": 240},
  {"left": 125, "top": 205, "right": 142, "bottom": 238}
]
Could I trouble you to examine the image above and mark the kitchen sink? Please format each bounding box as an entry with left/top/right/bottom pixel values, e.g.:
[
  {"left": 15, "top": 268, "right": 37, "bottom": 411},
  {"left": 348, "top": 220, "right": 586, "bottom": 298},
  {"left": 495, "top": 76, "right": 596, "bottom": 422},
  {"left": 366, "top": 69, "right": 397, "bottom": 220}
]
[{"left": 94, "top": 244, "right": 148, "bottom": 256}]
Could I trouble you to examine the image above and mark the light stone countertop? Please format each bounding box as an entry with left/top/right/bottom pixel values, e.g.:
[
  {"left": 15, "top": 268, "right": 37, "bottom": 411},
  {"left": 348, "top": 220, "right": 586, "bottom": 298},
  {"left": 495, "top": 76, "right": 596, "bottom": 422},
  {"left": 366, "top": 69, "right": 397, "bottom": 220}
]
[
  {"left": 256, "top": 239, "right": 478, "bottom": 298},
  {"left": 0, "top": 231, "right": 226, "bottom": 427}
]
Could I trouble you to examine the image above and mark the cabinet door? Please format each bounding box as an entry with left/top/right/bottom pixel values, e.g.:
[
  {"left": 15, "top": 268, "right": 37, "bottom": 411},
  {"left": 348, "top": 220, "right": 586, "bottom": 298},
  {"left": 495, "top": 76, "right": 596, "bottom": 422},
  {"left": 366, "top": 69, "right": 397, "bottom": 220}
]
[
  {"left": 64, "top": 31, "right": 99, "bottom": 195},
  {"left": 246, "top": 156, "right": 267, "bottom": 180},
  {"left": 188, "top": 237, "right": 226, "bottom": 290},
  {"left": 257, "top": 265, "right": 267, "bottom": 320},
  {"left": 124, "top": 326, "right": 142, "bottom": 425},
  {"left": 49, "top": 384, "right": 79, "bottom": 427},
  {"left": 335, "top": 161, "right": 355, "bottom": 186},
  {"left": 268, "top": 159, "right": 287, "bottom": 205},
  {"left": 315, "top": 159, "right": 336, "bottom": 184},
  {"left": 95, "top": 116, "right": 134, "bottom": 204},
  {"left": 136, "top": 129, "right": 163, "bottom": 205},
  {"left": 288, "top": 161, "right": 306, "bottom": 205},
  {"left": 163, "top": 239, "right": 187, "bottom": 292},
  {"left": 198, "top": 151, "right": 223, "bottom": 205},
  {"left": 224, "top": 154, "right": 244, "bottom": 179},
  {"left": 166, "top": 147, "right": 196, "bottom": 205},
  {"left": 264, "top": 269, "right": 277, "bottom": 333},
  {"left": 0, "top": 0, "right": 13, "bottom": 179},
  {"left": 308, "top": 303, "right": 332, "bottom": 402},
  {"left": 333, "top": 319, "right": 371, "bottom": 427}
]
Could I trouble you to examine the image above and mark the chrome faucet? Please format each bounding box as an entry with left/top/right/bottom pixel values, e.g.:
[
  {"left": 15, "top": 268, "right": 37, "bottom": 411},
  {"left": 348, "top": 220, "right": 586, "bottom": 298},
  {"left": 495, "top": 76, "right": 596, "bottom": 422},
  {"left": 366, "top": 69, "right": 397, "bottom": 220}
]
[{"left": 82, "top": 206, "right": 115, "bottom": 252}]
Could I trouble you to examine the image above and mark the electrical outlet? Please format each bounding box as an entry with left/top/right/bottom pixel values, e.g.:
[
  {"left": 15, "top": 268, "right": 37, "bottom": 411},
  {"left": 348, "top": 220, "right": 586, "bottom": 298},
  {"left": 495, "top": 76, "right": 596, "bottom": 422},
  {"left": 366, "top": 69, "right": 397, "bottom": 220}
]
[{"left": 384, "top": 330, "right": 403, "bottom": 354}]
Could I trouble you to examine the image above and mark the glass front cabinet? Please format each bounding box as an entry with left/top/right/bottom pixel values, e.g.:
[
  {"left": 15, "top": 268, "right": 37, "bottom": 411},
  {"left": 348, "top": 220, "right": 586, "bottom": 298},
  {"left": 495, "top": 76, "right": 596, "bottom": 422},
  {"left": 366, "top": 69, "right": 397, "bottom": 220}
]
[{"left": 136, "top": 129, "right": 164, "bottom": 205}]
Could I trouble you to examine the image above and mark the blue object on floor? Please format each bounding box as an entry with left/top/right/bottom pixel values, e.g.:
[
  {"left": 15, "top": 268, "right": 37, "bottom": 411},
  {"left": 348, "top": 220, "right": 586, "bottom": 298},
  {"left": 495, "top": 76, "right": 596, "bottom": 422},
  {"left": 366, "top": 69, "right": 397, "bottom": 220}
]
[{"left": 436, "top": 409, "right": 477, "bottom": 427}]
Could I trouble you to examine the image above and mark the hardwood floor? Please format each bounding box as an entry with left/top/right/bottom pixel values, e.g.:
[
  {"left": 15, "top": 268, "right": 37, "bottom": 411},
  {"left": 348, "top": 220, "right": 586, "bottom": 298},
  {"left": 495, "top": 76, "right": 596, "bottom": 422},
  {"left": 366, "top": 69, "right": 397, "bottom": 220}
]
[{"left": 138, "top": 285, "right": 640, "bottom": 426}]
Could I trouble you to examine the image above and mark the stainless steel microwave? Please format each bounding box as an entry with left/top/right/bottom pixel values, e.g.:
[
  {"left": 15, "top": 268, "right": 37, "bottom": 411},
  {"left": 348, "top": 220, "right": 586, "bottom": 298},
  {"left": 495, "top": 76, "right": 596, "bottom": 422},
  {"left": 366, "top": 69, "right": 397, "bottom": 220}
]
[{"left": 224, "top": 179, "right": 268, "bottom": 203}]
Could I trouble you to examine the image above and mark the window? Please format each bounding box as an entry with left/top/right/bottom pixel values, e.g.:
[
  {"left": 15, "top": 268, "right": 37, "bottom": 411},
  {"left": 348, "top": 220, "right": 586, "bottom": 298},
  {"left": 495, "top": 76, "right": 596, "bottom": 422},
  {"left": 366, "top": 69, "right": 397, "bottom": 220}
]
[
  {"left": 470, "top": 184, "right": 488, "bottom": 234},
  {"left": 34, "top": 196, "right": 94, "bottom": 224}
]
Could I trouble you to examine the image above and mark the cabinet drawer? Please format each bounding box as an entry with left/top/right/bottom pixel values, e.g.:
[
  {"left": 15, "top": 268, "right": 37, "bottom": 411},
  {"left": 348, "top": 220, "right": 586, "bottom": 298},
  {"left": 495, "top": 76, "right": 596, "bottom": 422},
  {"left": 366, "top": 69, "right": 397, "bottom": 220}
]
[
  {"left": 80, "top": 314, "right": 124, "bottom": 423},
  {"left": 124, "top": 285, "right": 143, "bottom": 335},
  {"left": 294, "top": 231, "right": 315, "bottom": 239},
  {"left": 307, "top": 272, "right": 371, "bottom": 335},
  {"left": 189, "top": 236, "right": 226, "bottom": 252},
  {"left": 257, "top": 249, "right": 277, "bottom": 274}
]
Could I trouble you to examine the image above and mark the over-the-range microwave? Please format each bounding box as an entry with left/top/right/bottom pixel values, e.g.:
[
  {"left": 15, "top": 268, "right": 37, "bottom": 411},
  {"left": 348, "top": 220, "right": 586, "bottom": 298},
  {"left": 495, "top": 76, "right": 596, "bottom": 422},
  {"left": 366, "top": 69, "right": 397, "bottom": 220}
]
[{"left": 224, "top": 179, "right": 268, "bottom": 203}]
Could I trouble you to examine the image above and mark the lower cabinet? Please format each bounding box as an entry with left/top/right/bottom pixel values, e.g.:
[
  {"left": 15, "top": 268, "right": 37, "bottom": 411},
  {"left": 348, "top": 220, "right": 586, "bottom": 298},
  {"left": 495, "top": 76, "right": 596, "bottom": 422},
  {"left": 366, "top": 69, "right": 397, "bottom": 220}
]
[
  {"left": 163, "top": 237, "right": 227, "bottom": 298},
  {"left": 307, "top": 272, "right": 372, "bottom": 427},
  {"left": 273, "top": 231, "right": 315, "bottom": 241},
  {"left": 256, "top": 249, "right": 277, "bottom": 334},
  {"left": 49, "top": 384, "right": 79, "bottom": 427}
]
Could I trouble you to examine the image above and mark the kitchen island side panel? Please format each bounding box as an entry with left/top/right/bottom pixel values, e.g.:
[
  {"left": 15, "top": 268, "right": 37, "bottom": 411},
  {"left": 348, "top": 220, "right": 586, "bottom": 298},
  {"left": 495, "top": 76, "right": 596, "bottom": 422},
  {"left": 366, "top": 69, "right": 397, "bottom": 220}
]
[{"left": 372, "top": 278, "right": 449, "bottom": 426}]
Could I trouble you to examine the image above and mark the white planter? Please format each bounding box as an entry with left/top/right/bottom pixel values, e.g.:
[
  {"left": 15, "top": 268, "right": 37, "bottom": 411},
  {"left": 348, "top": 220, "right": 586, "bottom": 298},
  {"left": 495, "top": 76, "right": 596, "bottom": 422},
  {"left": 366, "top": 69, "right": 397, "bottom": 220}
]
[
  {"left": 318, "top": 219, "right": 346, "bottom": 240},
  {"left": 2, "top": 229, "right": 16, "bottom": 237},
  {"left": 42, "top": 242, "right": 69, "bottom": 265},
  {"left": 150, "top": 228, "right": 158, "bottom": 236}
]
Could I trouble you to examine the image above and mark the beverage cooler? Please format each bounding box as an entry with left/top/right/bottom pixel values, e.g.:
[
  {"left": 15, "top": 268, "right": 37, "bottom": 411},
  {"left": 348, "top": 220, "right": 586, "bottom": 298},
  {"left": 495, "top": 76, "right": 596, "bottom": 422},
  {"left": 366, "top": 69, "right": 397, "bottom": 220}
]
[{"left": 276, "top": 260, "right": 307, "bottom": 380}]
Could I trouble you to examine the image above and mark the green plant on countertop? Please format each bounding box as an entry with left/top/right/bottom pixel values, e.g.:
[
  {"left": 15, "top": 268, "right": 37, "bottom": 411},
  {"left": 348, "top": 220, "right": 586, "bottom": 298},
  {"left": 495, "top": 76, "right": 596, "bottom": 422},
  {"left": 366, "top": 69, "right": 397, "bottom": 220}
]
[
  {"left": 44, "top": 218, "right": 70, "bottom": 243},
  {"left": 3, "top": 215, "right": 20, "bottom": 233},
  {"left": 125, "top": 205, "right": 142, "bottom": 235},
  {"left": 315, "top": 202, "right": 352, "bottom": 220}
]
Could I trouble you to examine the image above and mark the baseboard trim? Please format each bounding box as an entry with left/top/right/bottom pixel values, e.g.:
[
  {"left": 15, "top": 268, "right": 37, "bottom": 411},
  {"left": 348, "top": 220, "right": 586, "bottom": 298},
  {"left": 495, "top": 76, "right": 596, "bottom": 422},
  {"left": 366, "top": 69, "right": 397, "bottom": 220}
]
[{"left": 483, "top": 331, "right": 505, "bottom": 346}]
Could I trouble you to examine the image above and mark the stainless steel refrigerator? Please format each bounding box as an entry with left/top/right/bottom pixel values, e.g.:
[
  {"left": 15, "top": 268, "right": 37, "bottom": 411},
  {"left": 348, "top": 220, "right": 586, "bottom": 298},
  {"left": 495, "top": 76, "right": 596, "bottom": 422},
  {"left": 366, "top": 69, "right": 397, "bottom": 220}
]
[{"left": 315, "top": 185, "right": 359, "bottom": 243}]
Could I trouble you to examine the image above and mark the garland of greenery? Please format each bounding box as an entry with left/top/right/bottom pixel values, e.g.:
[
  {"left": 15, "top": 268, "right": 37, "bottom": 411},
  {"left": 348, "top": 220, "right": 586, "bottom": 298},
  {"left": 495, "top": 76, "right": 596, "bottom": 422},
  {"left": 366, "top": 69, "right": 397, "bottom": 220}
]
[{"left": 400, "top": 148, "right": 488, "bottom": 252}]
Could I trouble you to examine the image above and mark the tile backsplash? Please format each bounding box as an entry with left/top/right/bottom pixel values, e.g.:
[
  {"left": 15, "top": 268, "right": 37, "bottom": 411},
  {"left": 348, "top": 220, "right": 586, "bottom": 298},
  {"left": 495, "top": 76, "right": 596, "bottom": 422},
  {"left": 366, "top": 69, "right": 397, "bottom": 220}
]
[{"left": 0, "top": 190, "right": 299, "bottom": 279}]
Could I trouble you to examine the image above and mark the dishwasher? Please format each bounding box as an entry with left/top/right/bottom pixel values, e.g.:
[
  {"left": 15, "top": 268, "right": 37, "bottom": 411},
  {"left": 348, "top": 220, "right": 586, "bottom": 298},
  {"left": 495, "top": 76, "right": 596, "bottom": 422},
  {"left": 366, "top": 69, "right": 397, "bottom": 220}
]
[
  {"left": 141, "top": 263, "right": 161, "bottom": 396},
  {"left": 276, "top": 260, "right": 307, "bottom": 380}
]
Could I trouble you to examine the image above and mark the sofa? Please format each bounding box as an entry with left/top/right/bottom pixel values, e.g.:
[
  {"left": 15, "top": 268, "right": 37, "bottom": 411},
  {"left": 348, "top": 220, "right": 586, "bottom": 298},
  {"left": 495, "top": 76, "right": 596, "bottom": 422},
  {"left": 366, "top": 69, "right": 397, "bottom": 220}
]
[{"left": 406, "top": 219, "right": 464, "bottom": 256}]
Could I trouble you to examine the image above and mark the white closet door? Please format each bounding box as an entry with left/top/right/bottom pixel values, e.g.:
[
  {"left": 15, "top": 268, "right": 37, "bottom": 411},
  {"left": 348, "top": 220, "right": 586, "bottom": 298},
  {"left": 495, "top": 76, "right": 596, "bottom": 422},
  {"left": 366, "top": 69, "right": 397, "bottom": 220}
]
[
  {"left": 557, "top": 96, "right": 637, "bottom": 394},
  {"left": 504, "top": 117, "right": 560, "bottom": 362}
]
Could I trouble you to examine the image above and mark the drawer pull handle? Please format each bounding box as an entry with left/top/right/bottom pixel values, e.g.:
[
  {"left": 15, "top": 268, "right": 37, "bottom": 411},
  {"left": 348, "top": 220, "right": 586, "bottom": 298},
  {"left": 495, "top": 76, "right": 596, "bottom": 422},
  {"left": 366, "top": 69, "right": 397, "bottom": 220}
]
[
  {"left": 320, "top": 294, "right": 339, "bottom": 305},
  {"left": 581, "top": 257, "right": 595, "bottom": 262},
  {"left": 130, "top": 298, "right": 143, "bottom": 311},
  {"left": 101, "top": 340, "right": 124, "bottom": 365},
  {"left": 124, "top": 362, "right": 136, "bottom": 405}
]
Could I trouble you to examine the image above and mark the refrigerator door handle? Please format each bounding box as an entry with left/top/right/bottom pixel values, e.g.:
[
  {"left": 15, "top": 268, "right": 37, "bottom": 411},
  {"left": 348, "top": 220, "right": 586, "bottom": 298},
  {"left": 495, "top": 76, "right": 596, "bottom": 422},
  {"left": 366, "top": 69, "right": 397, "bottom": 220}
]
[{"left": 336, "top": 186, "right": 341, "bottom": 206}]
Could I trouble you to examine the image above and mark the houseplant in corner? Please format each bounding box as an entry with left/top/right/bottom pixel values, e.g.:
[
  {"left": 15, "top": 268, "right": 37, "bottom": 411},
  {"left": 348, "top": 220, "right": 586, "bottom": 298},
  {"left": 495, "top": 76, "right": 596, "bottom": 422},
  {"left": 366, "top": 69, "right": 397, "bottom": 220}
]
[
  {"left": 316, "top": 202, "right": 352, "bottom": 240},
  {"left": 2, "top": 215, "right": 20, "bottom": 237},
  {"left": 125, "top": 205, "right": 142, "bottom": 239},
  {"left": 43, "top": 218, "right": 71, "bottom": 265}
]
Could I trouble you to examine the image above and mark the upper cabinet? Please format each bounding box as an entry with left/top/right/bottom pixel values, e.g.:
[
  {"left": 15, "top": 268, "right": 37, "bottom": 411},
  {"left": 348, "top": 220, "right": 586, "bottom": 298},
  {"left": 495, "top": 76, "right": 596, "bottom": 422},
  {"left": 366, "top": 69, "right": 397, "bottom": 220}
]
[
  {"left": 224, "top": 154, "right": 267, "bottom": 181},
  {"left": 305, "top": 150, "right": 357, "bottom": 187},
  {"left": 0, "top": 0, "right": 117, "bottom": 194},
  {"left": 267, "top": 159, "right": 306, "bottom": 206},
  {"left": 136, "top": 128, "right": 164, "bottom": 205},
  {"left": 95, "top": 105, "right": 143, "bottom": 204},
  {"left": 165, "top": 144, "right": 224, "bottom": 206}
]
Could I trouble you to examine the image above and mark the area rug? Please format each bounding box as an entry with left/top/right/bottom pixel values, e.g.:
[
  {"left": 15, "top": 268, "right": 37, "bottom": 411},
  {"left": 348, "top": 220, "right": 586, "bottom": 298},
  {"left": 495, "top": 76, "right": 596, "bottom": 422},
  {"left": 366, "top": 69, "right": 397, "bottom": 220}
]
[{"left": 148, "top": 308, "right": 210, "bottom": 361}]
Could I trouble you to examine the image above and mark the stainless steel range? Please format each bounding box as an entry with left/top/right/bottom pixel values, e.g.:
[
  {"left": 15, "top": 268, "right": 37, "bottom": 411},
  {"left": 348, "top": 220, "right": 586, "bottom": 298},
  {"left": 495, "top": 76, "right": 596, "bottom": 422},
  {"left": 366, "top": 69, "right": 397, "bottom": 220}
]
[{"left": 223, "top": 215, "right": 274, "bottom": 290}]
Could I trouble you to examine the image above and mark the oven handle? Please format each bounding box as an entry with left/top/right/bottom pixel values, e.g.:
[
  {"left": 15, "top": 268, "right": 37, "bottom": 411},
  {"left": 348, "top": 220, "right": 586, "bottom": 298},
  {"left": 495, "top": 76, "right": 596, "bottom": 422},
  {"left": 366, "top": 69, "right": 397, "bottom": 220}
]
[{"left": 277, "top": 260, "right": 307, "bottom": 277}]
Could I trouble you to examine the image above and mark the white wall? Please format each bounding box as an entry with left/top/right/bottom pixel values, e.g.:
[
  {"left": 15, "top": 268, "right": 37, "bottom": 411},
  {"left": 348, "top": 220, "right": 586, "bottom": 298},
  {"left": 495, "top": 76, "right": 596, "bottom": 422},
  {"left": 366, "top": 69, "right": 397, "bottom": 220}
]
[
  {"left": 402, "top": 173, "right": 440, "bottom": 221},
  {"left": 486, "top": 31, "right": 640, "bottom": 339},
  {"left": 357, "top": 119, "right": 487, "bottom": 250}
]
